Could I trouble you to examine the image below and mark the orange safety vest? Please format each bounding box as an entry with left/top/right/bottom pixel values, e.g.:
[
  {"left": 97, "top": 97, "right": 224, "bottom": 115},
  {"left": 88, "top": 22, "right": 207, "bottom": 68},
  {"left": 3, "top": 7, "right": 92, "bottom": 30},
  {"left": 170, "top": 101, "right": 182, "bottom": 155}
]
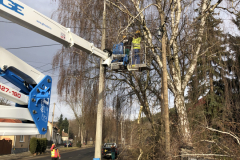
[{"left": 51, "top": 149, "right": 60, "bottom": 158}]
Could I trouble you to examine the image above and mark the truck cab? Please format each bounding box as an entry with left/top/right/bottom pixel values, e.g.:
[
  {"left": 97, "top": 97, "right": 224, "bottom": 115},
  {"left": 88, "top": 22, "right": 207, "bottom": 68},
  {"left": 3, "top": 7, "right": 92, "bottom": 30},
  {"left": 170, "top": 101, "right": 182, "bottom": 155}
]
[{"left": 102, "top": 143, "right": 118, "bottom": 159}]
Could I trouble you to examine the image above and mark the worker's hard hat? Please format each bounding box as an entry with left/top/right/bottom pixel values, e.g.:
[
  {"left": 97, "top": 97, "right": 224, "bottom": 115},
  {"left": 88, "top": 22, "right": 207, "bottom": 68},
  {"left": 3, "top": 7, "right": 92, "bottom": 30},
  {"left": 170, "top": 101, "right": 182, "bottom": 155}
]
[
  {"left": 123, "top": 35, "right": 126, "bottom": 38},
  {"left": 136, "top": 30, "right": 140, "bottom": 34}
]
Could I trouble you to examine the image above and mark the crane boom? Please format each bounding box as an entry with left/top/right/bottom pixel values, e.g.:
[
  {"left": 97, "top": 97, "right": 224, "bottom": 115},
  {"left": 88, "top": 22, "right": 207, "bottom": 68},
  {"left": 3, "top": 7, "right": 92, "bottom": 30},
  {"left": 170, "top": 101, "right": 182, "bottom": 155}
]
[
  {"left": 0, "top": 0, "right": 110, "bottom": 62},
  {"left": 0, "top": 0, "right": 113, "bottom": 136},
  {"left": 0, "top": 47, "right": 52, "bottom": 135}
]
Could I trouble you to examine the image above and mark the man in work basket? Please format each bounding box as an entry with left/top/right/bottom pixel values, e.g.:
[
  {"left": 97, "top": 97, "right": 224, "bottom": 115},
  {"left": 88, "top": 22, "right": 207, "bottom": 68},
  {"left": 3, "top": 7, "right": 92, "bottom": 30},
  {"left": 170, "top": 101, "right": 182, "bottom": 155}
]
[{"left": 132, "top": 30, "right": 142, "bottom": 64}]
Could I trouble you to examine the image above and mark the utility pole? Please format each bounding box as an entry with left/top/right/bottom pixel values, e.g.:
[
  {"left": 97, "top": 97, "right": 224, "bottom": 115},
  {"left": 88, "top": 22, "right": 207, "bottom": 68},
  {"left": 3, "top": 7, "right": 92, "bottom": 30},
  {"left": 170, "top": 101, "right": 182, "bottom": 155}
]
[
  {"left": 121, "top": 121, "right": 122, "bottom": 147},
  {"left": 51, "top": 103, "right": 55, "bottom": 142},
  {"left": 161, "top": 14, "right": 171, "bottom": 159},
  {"left": 67, "top": 120, "right": 70, "bottom": 148},
  {"left": 94, "top": 0, "right": 106, "bottom": 159},
  {"left": 124, "top": 121, "right": 125, "bottom": 146},
  {"left": 130, "top": 95, "right": 132, "bottom": 146},
  {"left": 116, "top": 96, "right": 119, "bottom": 146},
  {"left": 78, "top": 125, "right": 80, "bottom": 143}
]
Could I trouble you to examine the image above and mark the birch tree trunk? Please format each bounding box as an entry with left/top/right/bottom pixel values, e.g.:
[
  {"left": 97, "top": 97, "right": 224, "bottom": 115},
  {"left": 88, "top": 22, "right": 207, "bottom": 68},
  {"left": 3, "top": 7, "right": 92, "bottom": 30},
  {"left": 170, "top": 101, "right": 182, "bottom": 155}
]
[{"left": 174, "top": 92, "right": 192, "bottom": 147}]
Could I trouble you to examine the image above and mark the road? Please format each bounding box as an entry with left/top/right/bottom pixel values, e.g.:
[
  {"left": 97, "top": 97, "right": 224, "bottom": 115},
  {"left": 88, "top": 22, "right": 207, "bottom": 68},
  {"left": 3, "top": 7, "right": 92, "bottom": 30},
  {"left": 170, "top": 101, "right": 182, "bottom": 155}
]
[{"left": 28, "top": 147, "right": 95, "bottom": 160}]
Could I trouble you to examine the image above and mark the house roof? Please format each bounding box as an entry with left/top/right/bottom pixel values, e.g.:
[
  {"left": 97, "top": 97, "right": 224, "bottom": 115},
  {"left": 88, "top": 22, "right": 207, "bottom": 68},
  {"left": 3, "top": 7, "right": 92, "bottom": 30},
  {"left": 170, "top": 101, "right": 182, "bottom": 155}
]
[
  {"left": 0, "top": 119, "right": 22, "bottom": 123},
  {"left": 48, "top": 121, "right": 58, "bottom": 130},
  {"left": 62, "top": 131, "right": 68, "bottom": 137}
]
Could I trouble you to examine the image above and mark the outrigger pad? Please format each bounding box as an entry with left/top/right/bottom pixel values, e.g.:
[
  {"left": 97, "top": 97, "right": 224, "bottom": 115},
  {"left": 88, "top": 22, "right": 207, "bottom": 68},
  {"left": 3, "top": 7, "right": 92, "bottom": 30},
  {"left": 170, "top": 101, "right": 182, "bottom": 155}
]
[{"left": 28, "top": 75, "right": 52, "bottom": 135}]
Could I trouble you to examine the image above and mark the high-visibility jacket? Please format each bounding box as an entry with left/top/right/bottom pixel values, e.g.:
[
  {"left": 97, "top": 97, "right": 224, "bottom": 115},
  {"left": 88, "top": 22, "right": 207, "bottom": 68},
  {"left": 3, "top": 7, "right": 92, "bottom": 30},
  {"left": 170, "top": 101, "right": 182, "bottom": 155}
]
[
  {"left": 132, "top": 37, "right": 141, "bottom": 49},
  {"left": 51, "top": 148, "right": 61, "bottom": 158}
]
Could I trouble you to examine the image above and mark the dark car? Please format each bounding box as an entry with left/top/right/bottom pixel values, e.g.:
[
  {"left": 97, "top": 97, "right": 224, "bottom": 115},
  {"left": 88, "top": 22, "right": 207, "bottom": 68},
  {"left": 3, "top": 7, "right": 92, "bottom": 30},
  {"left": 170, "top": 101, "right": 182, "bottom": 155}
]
[
  {"left": 102, "top": 143, "right": 118, "bottom": 159},
  {"left": 64, "top": 141, "right": 73, "bottom": 147}
]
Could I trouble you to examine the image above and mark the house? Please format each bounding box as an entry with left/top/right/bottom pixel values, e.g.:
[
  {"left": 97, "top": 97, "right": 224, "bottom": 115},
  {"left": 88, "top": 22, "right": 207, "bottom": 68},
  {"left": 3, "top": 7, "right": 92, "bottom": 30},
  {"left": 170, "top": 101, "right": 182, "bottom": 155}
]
[
  {"left": 62, "top": 131, "right": 68, "bottom": 142},
  {"left": 56, "top": 133, "right": 62, "bottom": 144},
  {"left": 0, "top": 119, "right": 30, "bottom": 154}
]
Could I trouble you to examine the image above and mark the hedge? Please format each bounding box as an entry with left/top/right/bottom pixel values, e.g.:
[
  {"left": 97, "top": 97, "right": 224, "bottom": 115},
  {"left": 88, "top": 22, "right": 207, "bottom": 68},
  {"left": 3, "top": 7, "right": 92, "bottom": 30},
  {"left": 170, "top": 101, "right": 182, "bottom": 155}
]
[
  {"left": 42, "top": 138, "right": 48, "bottom": 152},
  {"left": 30, "top": 137, "right": 48, "bottom": 154},
  {"left": 36, "top": 138, "right": 42, "bottom": 154},
  {"left": 29, "top": 137, "right": 37, "bottom": 154}
]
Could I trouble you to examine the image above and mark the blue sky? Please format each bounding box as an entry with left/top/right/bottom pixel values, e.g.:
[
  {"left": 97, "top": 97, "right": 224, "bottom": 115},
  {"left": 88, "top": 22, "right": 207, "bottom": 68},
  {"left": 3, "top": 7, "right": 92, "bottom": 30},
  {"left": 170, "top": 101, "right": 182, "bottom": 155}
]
[{"left": 0, "top": 0, "right": 74, "bottom": 121}]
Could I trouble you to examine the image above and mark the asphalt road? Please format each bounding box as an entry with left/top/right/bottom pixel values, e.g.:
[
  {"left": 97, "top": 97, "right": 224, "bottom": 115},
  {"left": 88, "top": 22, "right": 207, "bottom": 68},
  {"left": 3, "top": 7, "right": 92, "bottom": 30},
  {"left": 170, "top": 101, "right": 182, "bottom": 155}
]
[{"left": 29, "top": 147, "right": 95, "bottom": 160}]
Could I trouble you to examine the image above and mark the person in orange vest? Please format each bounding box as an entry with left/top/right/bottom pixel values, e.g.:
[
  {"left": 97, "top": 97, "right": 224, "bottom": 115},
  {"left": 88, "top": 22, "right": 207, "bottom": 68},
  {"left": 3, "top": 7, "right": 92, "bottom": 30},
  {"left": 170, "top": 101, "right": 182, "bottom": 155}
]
[{"left": 51, "top": 143, "right": 61, "bottom": 160}]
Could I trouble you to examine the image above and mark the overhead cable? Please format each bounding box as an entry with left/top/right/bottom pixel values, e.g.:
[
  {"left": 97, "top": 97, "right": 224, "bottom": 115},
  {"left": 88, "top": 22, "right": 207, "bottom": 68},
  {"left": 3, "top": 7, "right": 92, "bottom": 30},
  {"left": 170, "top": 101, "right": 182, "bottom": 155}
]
[{"left": 6, "top": 44, "right": 61, "bottom": 50}]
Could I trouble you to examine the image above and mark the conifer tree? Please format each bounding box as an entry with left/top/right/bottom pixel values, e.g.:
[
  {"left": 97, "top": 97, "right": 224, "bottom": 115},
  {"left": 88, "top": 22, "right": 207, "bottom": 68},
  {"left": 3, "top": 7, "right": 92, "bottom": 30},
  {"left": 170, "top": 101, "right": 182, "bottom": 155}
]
[
  {"left": 227, "top": 12, "right": 240, "bottom": 127},
  {"left": 188, "top": 12, "right": 228, "bottom": 126},
  {"left": 57, "top": 114, "right": 63, "bottom": 136}
]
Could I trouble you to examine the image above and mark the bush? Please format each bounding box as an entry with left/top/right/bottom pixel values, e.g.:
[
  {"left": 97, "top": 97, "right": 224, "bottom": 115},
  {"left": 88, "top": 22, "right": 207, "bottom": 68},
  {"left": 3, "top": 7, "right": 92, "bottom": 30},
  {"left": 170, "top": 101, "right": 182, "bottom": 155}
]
[
  {"left": 77, "top": 141, "right": 81, "bottom": 148},
  {"left": 30, "top": 137, "right": 37, "bottom": 154},
  {"left": 42, "top": 138, "right": 48, "bottom": 152},
  {"left": 36, "top": 138, "right": 43, "bottom": 154},
  {"left": 30, "top": 138, "right": 49, "bottom": 154}
]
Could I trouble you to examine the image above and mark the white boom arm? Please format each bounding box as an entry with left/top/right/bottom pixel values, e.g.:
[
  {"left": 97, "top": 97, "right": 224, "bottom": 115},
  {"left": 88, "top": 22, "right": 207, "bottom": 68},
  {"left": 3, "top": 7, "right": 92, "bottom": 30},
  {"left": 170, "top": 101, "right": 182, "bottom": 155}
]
[
  {"left": 0, "top": 123, "right": 39, "bottom": 135},
  {"left": 0, "top": 47, "right": 45, "bottom": 85},
  {"left": 0, "top": 0, "right": 111, "bottom": 64},
  {"left": 0, "top": 83, "right": 29, "bottom": 105},
  {"left": 0, "top": 0, "right": 112, "bottom": 136},
  {"left": 0, "top": 47, "right": 51, "bottom": 135}
]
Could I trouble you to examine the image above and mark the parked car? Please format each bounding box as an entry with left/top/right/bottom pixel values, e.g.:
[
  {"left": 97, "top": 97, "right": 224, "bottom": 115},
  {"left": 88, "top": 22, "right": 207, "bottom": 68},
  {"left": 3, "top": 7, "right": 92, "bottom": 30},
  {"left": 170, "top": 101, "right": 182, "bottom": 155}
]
[
  {"left": 102, "top": 143, "right": 119, "bottom": 159},
  {"left": 64, "top": 141, "right": 73, "bottom": 147}
]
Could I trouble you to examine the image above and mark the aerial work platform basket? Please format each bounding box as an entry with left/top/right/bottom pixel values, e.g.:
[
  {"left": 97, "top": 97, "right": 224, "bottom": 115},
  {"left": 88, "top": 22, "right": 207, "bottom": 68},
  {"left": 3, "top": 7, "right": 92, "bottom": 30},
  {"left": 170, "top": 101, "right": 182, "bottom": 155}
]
[
  {"left": 110, "top": 41, "right": 150, "bottom": 72},
  {"left": 127, "top": 42, "right": 150, "bottom": 71}
]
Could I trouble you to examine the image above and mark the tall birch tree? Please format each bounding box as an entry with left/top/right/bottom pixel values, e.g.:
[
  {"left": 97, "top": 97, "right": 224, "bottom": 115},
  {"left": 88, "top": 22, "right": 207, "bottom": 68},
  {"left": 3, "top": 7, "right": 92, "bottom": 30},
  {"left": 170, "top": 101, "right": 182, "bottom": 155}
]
[{"left": 106, "top": 0, "right": 240, "bottom": 150}]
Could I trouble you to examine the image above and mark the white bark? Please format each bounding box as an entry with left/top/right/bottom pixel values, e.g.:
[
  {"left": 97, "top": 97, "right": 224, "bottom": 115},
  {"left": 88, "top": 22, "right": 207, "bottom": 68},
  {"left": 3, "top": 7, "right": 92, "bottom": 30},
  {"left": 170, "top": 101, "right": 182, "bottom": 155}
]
[
  {"left": 206, "top": 127, "right": 240, "bottom": 145},
  {"left": 182, "top": 0, "right": 223, "bottom": 91},
  {"left": 132, "top": 0, "right": 176, "bottom": 93},
  {"left": 109, "top": 0, "right": 224, "bottom": 150},
  {"left": 138, "top": 149, "right": 143, "bottom": 160},
  {"left": 175, "top": 92, "right": 192, "bottom": 146}
]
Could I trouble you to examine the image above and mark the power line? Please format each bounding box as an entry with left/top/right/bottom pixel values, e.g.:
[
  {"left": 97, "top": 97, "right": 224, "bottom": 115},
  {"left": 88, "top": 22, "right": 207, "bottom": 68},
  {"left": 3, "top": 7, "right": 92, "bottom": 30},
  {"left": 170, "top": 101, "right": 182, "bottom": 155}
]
[
  {"left": 0, "top": 21, "right": 14, "bottom": 23},
  {"left": 1, "top": 60, "right": 74, "bottom": 85},
  {"left": 36, "top": 63, "right": 53, "bottom": 70},
  {"left": 55, "top": 104, "right": 63, "bottom": 115},
  {"left": 6, "top": 44, "right": 61, "bottom": 50},
  {"left": 41, "top": 59, "right": 81, "bottom": 74},
  {"left": 0, "top": 21, "right": 115, "bottom": 29},
  {"left": 41, "top": 62, "right": 72, "bottom": 73},
  {"left": 0, "top": 17, "right": 235, "bottom": 25},
  {"left": 2, "top": 60, "right": 75, "bottom": 84},
  {"left": 26, "top": 61, "right": 52, "bottom": 64}
]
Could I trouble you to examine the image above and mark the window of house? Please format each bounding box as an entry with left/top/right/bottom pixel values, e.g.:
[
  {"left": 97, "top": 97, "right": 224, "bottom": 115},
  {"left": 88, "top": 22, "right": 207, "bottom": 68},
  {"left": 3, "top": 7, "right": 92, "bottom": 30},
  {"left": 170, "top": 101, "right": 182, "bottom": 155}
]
[{"left": 19, "top": 135, "right": 24, "bottom": 142}]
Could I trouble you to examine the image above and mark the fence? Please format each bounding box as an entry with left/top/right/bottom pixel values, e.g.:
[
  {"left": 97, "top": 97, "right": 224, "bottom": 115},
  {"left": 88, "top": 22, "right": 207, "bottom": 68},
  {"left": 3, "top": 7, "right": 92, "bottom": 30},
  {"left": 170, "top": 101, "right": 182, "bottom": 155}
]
[{"left": 0, "top": 139, "right": 12, "bottom": 155}]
